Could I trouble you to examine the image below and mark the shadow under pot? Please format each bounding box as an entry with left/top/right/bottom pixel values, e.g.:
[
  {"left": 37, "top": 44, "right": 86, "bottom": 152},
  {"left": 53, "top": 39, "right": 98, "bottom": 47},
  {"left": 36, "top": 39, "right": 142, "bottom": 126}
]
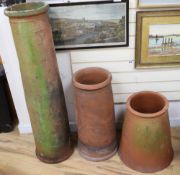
[
  {"left": 73, "top": 67, "right": 117, "bottom": 161},
  {"left": 119, "top": 91, "right": 173, "bottom": 173}
]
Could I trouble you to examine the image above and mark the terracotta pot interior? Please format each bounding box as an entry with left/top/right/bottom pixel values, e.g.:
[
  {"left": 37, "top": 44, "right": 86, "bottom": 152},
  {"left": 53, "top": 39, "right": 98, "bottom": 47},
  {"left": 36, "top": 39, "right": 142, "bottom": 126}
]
[
  {"left": 75, "top": 69, "right": 108, "bottom": 85},
  {"left": 130, "top": 93, "right": 165, "bottom": 114},
  {"left": 6, "top": 2, "right": 44, "bottom": 12}
]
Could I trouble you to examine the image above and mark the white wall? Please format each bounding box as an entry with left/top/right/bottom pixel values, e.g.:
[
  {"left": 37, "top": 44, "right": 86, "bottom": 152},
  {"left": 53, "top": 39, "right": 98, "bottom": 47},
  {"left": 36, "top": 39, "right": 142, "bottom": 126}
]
[{"left": 0, "top": 0, "right": 180, "bottom": 134}]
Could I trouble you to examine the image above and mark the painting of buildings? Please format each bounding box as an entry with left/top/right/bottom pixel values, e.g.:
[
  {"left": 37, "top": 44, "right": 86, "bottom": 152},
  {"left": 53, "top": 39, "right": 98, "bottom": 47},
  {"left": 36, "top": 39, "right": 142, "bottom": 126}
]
[{"left": 49, "top": 2, "right": 127, "bottom": 49}]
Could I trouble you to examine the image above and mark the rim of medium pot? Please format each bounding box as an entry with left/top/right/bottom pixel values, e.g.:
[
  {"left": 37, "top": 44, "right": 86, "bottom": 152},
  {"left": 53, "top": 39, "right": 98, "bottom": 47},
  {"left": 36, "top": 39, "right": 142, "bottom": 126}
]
[
  {"left": 4, "top": 2, "right": 48, "bottom": 17},
  {"left": 73, "top": 67, "right": 112, "bottom": 91},
  {"left": 127, "top": 91, "right": 169, "bottom": 118}
]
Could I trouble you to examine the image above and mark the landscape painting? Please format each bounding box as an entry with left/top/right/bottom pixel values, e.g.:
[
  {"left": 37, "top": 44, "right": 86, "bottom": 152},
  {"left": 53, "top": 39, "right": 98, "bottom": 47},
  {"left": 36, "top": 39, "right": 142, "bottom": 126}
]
[
  {"left": 49, "top": 2, "right": 128, "bottom": 49},
  {"left": 0, "top": 0, "right": 25, "bottom": 6},
  {"left": 149, "top": 24, "right": 180, "bottom": 57}
]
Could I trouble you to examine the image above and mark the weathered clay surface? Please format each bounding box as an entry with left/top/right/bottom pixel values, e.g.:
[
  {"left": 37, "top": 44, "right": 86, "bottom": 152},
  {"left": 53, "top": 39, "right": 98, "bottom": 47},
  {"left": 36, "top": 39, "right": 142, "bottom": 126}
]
[
  {"left": 73, "top": 67, "right": 117, "bottom": 161},
  {"left": 119, "top": 91, "right": 173, "bottom": 173},
  {"left": 5, "top": 2, "right": 73, "bottom": 163}
]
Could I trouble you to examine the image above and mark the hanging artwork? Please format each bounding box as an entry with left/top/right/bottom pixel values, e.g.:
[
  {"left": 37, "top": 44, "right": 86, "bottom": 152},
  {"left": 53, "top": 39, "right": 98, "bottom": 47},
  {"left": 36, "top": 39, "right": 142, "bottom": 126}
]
[
  {"left": 48, "top": 1, "right": 129, "bottom": 50},
  {"left": 0, "top": 0, "right": 25, "bottom": 7},
  {"left": 136, "top": 11, "right": 180, "bottom": 68}
]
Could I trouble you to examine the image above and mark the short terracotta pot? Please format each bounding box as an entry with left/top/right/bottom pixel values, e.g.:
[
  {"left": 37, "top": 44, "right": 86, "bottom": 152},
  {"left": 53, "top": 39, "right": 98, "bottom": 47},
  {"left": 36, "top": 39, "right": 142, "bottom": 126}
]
[
  {"left": 73, "top": 67, "right": 117, "bottom": 161},
  {"left": 119, "top": 91, "right": 173, "bottom": 173}
]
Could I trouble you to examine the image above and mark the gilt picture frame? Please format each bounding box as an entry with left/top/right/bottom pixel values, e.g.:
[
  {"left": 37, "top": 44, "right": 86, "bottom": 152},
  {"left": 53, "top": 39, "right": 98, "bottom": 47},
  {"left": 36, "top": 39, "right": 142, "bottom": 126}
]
[
  {"left": 48, "top": 1, "right": 129, "bottom": 50},
  {"left": 136, "top": 11, "right": 180, "bottom": 68}
]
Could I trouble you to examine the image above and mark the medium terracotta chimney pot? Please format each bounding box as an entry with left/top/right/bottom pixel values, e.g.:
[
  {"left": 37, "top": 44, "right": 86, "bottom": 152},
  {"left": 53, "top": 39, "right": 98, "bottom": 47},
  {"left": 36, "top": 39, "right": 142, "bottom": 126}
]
[
  {"left": 119, "top": 91, "right": 173, "bottom": 173},
  {"left": 73, "top": 67, "right": 117, "bottom": 161}
]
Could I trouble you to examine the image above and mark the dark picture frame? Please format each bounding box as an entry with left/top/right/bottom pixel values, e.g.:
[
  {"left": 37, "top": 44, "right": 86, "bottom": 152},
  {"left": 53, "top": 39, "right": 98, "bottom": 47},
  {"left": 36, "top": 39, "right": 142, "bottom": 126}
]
[
  {"left": 49, "top": 0, "right": 129, "bottom": 50},
  {"left": 0, "top": 0, "right": 25, "bottom": 7}
]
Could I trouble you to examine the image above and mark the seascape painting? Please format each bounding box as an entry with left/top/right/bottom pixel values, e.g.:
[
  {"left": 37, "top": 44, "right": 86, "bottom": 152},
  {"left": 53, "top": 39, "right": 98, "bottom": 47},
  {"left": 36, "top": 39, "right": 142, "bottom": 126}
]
[
  {"left": 49, "top": 2, "right": 128, "bottom": 49},
  {"left": 148, "top": 24, "right": 180, "bottom": 57},
  {"left": 136, "top": 10, "right": 180, "bottom": 68}
]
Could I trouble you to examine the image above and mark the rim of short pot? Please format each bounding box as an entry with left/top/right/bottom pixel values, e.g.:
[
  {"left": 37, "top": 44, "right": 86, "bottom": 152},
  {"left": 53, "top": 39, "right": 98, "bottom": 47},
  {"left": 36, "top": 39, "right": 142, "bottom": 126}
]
[
  {"left": 73, "top": 67, "right": 112, "bottom": 91},
  {"left": 127, "top": 91, "right": 169, "bottom": 118},
  {"left": 4, "top": 2, "right": 48, "bottom": 17}
]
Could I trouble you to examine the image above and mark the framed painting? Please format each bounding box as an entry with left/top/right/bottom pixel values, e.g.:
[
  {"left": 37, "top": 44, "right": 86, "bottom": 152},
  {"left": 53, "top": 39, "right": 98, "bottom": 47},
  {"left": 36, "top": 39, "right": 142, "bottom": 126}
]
[
  {"left": 136, "top": 11, "right": 180, "bottom": 68},
  {"left": 0, "top": 0, "right": 25, "bottom": 7},
  {"left": 48, "top": 0, "right": 129, "bottom": 50},
  {"left": 138, "top": 0, "right": 180, "bottom": 8}
]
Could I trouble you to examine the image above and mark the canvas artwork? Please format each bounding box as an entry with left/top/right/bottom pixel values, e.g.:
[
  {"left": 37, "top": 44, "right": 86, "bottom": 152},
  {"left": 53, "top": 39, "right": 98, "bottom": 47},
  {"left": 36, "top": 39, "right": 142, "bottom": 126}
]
[
  {"left": 49, "top": 1, "right": 128, "bottom": 49},
  {"left": 135, "top": 11, "right": 180, "bottom": 68},
  {"left": 149, "top": 24, "right": 180, "bottom": 57},
  {"left": 0, "top": 0, "right": 25, "bottom": 6}
]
